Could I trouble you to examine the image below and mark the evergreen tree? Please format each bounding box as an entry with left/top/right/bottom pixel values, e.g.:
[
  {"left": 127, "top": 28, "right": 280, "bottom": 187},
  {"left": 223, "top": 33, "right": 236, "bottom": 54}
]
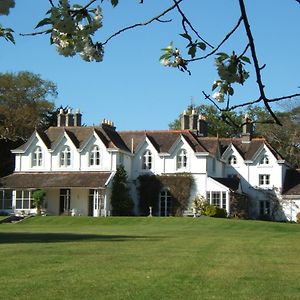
[{"left": 111, "top": 165, "right": 134, "bottom": 216}]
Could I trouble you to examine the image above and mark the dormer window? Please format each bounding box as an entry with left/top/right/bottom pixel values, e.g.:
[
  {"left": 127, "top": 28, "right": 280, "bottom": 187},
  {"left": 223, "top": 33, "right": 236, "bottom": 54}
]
[
  {"left": 142, "top": 150, "right": 152, "bottom": 170},
  {"left": 90, "top": 145, "right": 100, "bottom": 166},
  {"left": 177, "top": 149, "right": 187, "bottom": 169},
  {"left": 260, "top": 155, "right": 269, "bottom": 165},
  {"left": 32, "top": 146, "right": 42, "bottom": 167},
  {"left": 60, "top": 146, "right": 71, "bottom": 167},
  {"left": 228, "top": 155, "right": 237, "bottom": 165}
]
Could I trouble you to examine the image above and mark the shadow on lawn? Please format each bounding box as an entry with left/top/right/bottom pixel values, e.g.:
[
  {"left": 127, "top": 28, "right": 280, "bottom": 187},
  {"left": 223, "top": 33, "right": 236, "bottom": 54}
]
[{"left": 0, "top": 232, "right": 159, "bottom": 244}]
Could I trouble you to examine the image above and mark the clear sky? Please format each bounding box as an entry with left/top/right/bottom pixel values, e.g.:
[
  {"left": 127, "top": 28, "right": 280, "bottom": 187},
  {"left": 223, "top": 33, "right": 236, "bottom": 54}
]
[{"left": 1, "top": 0, "right": 300, "bottom": 130}]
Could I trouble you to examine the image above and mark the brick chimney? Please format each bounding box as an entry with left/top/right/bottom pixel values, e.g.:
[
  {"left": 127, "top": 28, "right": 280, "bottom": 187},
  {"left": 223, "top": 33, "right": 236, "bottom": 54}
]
[
  {"left": 101, "top": 119, "right": 116, "bottom": 130},
  {"left": 189, "top": 109, "right": 198, "bottom": 131},
  {"left": 66, "top": 108, "right": 74, "bottom": 127},
  {"left": 181, "top": 110, "right": 190, "bottom": 130},
  {"left": 74, "top": 108, "right": 82, "bottom": 127},
  {"left": 57, "top": 108, "right": 66, "bottom": 127},
  {"left": 242, "top": 114, "right": 253, "bottom": 142},
  {"left": 197, "top": 114, "right": 208, "bottom": 137}
]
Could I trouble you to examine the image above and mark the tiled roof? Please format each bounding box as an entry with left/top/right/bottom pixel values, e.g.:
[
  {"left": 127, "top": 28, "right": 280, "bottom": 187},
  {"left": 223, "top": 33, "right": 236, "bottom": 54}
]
[
  {"left": 0, "top": 172, "right": 112, "bottom": 189},
  {"left": 11, "top": 125, "right": 285, "bottom": 162},
  {"left": 282, "top": 169, "right": 300, "bottom": 195},
  {"left": 212, "top": 177, "right": 240, "bottom": 191}
]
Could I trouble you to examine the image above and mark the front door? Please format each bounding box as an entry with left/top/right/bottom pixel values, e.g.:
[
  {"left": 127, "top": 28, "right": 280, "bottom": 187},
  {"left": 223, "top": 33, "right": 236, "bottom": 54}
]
[
  {"left": 90, "top": 190, "right": 105, "bottom": 217},
  {"left": 60, "top": 189, "right": 71, "bottom": 215}
]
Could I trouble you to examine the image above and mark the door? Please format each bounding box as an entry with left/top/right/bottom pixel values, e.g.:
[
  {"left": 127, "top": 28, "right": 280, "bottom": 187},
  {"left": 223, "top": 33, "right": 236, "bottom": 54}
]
[
  {"left": 92, "top": 190, "right": 105, "bottom": 217},
  {"left": 60, "top": 189, "right": 71, "bottom": 215}
]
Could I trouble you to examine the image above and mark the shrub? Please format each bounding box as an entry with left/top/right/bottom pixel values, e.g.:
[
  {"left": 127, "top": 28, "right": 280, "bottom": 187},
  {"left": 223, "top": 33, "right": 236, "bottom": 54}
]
[
  {"left": 32, "top": 189, "right": 46, "bottom": 215},
  {"left": 202, "top": 204, "right": 227, "bottom": 218},
  {"left": 296, "top": 212, "right": 300, "bottom": 224}
]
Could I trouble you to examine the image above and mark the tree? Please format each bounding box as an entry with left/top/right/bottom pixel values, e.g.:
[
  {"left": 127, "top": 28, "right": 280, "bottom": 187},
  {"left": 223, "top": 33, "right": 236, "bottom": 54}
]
[
  {"left": 1, "top": 1, "right": 300, "bottom": 126},
  {"left": 111, "top": 165, "right": 134, "bottom": 216},
  {"left": 0, "top": 71, "right": 57, "bottom": 140},
  {"left": 32, "top": 189, "right": 46, "bottom": 215}
]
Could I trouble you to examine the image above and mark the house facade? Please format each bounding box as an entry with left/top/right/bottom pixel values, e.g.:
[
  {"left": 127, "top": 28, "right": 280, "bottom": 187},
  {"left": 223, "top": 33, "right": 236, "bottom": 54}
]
[{"left": 0, "top": 109, "right": 300, "bottom": 221}]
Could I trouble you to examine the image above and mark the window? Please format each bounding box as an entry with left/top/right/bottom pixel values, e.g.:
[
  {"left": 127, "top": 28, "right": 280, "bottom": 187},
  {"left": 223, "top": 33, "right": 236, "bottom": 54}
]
[
  {"left": 259, "top": 174, "right": 270, "bottom": 186},
  {"left": 32, "top": 146, "right": 42, "bottom": 167},
  {"left": 16, "top": 190, "right": 33, "bottom": 210},
  {"left": 228, "top": 155, "right": 237, "bottom": 165},
  {"left": 176, "top": 149, "right": 187, "bottom": 169},
  {"left": 260, "top": 155, "right": 269, "bottom": 165},
  {"left": 222, "top": 192, "right": 227, "bottom": 209},
  {"left": 142, "top": 150, "right": 152, "bottom": 170},
  {"left": 207, "top": 191, "right": 227, "bottom": 210},
  {"left": 260, "top": 200, "right": 270, "bottom": 216},
  {"left": 90, "top": 145, "right": 100, "bottom": 166},
  {"left": 212, "top": 192, "right": 220, "bottom": 206},
  {"left": 60, "top": 146, "right": 71, "bottom": 167},
  {"left": 0, "top": 190, "right": 12, "bottom": 209},
  {"left": 159, "top": 189, "right": 172, "bottom": 216}
]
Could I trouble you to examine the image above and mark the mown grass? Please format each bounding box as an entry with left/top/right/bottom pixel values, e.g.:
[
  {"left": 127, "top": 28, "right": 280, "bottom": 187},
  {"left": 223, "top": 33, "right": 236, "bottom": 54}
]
[{"left": 0, "top": 217, "right": 300, "bottom": 299}]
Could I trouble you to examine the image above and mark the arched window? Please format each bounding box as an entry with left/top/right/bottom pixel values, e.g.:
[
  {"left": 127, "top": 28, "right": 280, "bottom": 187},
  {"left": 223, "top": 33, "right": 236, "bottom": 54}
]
[
  {"left": 32, "top": 146, "right": 42, "bottom": 167},
  {"left": 177, "top": 149, "right": 187, "bottom": 169},
  {"left": 142, "top": 150, "right": 152, "bottom": 170},
  {"left": 260, "top": 155, "right": 269, "bottom": 165},
  {"left": 228, "top": 155, "right": 237, "bottom": 165},
  {"left": 90, "top": 145, "right": 100, "bottom": 166},
  {"left": 60, "top": 146, "right": 71, "bottom": 167},
  {"left": 159, "top": 189, "right": 172, "bottom": 216}
]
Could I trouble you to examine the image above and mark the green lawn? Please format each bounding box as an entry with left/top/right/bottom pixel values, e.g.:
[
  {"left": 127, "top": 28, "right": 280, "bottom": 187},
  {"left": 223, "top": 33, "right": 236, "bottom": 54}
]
[{"left": 0, "top": 217, "right": 300, "bottom": 300}]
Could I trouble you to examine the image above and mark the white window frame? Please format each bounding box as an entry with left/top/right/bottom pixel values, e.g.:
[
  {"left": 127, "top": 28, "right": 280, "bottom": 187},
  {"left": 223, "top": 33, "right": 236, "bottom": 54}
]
[
  {"left": 176, "top": 149, "right": 187, "bottom": 170},
  {"left": 89, "top": 145, "right": 100, "bottom": 166},
  {"left": 60, "top": 146, "right": 71, "bottom": 167},
  {"left": 228, "top": 155, "right": 237, "bottom": 165},
  {"left": 32, "top": 146, "right": 43, "bottom": 167},
  {"left": 142, "top": 150, "right": 152, "bottom": 170},
  {"left": 15, "top": 190, "right": 33, "bottom": 210},
  {"left": 260, "top": 155, "right": 269, "bottom": 165},
  {"left": 159, "top": 189, "right": 172, "bottom": 216},
  {"left": 259, "top": 174, "right": 270, "bottom": 186}
]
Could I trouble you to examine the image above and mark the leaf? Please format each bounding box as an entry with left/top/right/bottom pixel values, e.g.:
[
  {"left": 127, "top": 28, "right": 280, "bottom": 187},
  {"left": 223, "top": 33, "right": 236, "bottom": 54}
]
[
  {"left": 5, "top": 32, "right": 15, "bottom": 44},
  {"left": 212, "top": 83, "right": 218, "bottom": 91},
  {"left": 159, "top": 53, "right": 172, "bottom": 61},
  {"left": 111, "top": 0, "right": 119, "bottom": 7},
  {"left": 197, "top": 42, "right": 206, "bottom": 51},
  {"left": 216, "top": 52, "right": 229, "bottom": 61},
  {"left": 228, "top": 86, "right": 234, "bottom": 96},
  {"left": 35, "top": 18, "right": 52, "bottom": 29},
  {"left": 240, "top": 56, "right": 251, "bottom": 64},
  {"left": 188, "top": 45, "right": 196, "bottom": 58},
  {"left": 179, "top": 33, "right": 192, "bottom": 41}
]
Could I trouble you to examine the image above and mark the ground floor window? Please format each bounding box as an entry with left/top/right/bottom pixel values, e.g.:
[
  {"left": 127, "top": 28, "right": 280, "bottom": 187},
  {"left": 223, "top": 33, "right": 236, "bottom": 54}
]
[
  {"left": 60, "top": 189, "right": 71, "bottom": 214},
  {"left": 16, "top": 190, "right": 34, "bottom": 209},
  {"left": 159, "top": 189, "right": 172, "bottom": 216},
  {"left": 259, "top": 200, "right": 270, "bottom": 216},
  {"left": 207, "top": 191, "right": 227, "bottom": 209},
  {"left": 88, "top": 189, "right": 104, "bottom": 216},
  {"left": 0, "top": 190, "right": 13, "bottom": 209}
]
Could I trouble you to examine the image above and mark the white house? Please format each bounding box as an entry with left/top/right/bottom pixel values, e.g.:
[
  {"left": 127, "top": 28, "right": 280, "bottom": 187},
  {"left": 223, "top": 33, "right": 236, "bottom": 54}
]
[{"left": 0, "top": 108, "right": 299, "bottom": 221}]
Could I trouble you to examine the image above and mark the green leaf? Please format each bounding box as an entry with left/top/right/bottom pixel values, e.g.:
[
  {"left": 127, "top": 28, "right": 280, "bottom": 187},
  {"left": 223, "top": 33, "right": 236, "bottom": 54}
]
[
  {"left": 228, "top": 86, "right": 234, "bottom": 96},
  {"left": 188, "top": 45, "right": 196, "bottom": 58},
  {"left": 35, "top": 18, "right": 52, "bottom": 29},
  {"left": 179, "top": 33, "right": 192, "bottom": 41},
  {"left": 216, "top": 52, "right": 229, "bottom": 61},
  {"left": 5, "top": 32, "right": 15, "bottom": 44},
  {"left": 111, "top": 0, "right": 119, "bottom": 7},
  {"left": 73, "top": 4, "right": 83, "bottom": 9},
  {"left": 240, "top": 56, "right": 251, "bottom": 64},
  {"left": 159, "top": 53, "right": 172, "bottom": 61},
  {"left": 197, "top": 42, "right": 206, "bottom": 51}
]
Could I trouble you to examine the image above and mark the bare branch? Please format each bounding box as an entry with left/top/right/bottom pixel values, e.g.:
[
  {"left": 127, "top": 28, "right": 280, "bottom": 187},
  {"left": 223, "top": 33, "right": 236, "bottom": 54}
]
[
  {"left": 172, "top": 0, "right": 213, "bottom": 49},
  {"left": 102, "top": 0, "right": 183, "bottom": 46},
  {"left": 186, "top": 16, "right": 243, "bottom": 62},
  {"left": 238, "top": 0, "right": 281, "bottom": 125},
  {"left": 20, "top": 29, "right": 52, "bottom": 37}
]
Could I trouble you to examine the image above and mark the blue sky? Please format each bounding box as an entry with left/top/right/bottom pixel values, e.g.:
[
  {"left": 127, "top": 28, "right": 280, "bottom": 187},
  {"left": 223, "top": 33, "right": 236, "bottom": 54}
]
[{"left": 1, "top": 0, "right": 300, "bottom": 130}]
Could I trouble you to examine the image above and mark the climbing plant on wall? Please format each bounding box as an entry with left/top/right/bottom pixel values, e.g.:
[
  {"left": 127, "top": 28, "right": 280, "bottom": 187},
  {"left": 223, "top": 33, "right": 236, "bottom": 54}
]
[{"left": 138, "top": 173, "right": 194, "bottom": 216}]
